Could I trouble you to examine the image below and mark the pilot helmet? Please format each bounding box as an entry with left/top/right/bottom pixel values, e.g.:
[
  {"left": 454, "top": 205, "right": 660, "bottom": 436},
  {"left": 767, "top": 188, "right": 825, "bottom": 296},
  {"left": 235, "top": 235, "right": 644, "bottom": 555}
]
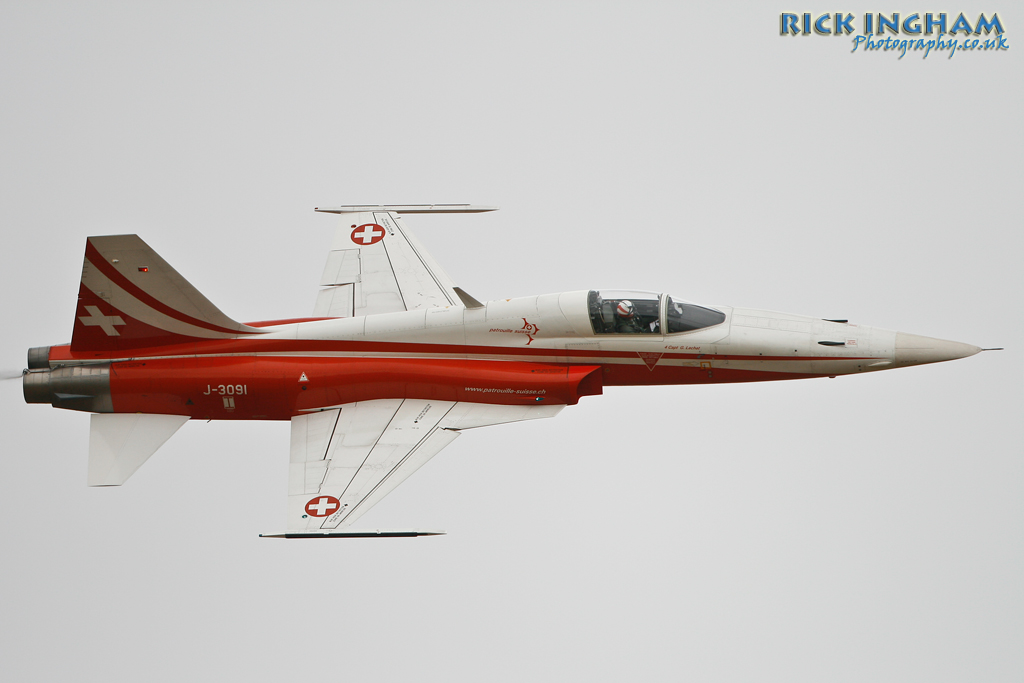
[{"left": 616, "top": 300, "right": 635, "bottom": 319}]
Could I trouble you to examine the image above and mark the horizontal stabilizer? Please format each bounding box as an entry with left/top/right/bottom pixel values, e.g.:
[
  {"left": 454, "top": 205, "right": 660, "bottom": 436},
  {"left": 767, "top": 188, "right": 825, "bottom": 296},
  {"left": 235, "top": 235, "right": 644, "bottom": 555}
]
[
  {"left": 259, "top": 530, "right": 445, "bottom": 538},
  {"left": 88, "top": 413, "right": 189, "bottom": 486}
]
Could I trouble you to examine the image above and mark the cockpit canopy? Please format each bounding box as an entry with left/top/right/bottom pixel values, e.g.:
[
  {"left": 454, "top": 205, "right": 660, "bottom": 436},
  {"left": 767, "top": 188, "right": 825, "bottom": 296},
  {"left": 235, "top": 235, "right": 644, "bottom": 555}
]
[{"left": 588, "top": 290, "right": 725, "bottom": 335}]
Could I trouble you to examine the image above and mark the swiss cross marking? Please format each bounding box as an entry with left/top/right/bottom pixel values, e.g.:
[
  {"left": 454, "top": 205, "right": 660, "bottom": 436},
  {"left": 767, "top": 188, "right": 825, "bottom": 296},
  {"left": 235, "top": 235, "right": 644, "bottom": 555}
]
[
  {"left": 79, "top": 305, "right": 126, "bottom": 336},
  {"left": 350, "top": 223, "right": 386, "bottom": 246},
  {"left": 305, "top": 495, "right": 341, "bottom": 517}
]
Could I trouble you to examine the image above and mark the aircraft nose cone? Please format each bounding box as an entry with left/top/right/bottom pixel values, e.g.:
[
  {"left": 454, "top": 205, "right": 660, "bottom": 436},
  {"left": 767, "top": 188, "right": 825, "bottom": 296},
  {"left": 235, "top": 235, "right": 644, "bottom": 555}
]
[{"left": 894, "top": 332, "right": 981, "bottom": 367}]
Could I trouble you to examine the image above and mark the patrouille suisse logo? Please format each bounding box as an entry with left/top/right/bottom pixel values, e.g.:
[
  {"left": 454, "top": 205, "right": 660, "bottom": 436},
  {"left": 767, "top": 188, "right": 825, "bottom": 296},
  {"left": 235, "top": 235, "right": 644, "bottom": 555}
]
[
  {"left": 488, "top": 318, "right": 540, "bottom": 345},
  {"left": 780, "top": 12, "right": 1008, "bottom": 58}
]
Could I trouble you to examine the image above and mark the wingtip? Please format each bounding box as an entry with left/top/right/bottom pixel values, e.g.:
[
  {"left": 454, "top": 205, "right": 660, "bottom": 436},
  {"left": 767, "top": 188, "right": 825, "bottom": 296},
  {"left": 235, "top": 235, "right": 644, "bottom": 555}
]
[
  {"left": 259, "top": 529, "right": 446, "bottom": 539},
  {"left": 314, "top": 205, "right": 498, "bottom": 214}
]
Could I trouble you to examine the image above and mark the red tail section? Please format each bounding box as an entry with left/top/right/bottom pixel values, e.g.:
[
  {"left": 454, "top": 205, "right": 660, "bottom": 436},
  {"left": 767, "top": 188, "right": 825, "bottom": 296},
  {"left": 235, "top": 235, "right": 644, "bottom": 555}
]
[{"left": 71, "top": 235, "right": 265, "bottom": 354}]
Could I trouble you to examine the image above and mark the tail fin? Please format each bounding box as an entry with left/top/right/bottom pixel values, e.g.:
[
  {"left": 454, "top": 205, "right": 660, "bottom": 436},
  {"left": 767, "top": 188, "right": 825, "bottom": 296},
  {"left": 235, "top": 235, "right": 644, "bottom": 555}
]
[{"left": 71, "top": 235, "right": 265, "bottom": 353}]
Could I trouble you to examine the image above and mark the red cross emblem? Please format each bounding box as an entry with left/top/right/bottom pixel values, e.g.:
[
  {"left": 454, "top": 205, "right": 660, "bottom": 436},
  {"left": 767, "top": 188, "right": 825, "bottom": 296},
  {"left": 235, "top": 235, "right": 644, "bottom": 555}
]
[
  {"left": 350, "top": 223, "right": 386, "bottom": 246},
  {"left": 305, "top": 495, "right": 342, "bottom": 517}
]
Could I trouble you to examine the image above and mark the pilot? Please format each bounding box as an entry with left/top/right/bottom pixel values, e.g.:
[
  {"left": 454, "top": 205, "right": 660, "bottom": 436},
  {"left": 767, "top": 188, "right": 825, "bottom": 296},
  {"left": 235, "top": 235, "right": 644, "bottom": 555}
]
[{"left": 614, "top": 300, "right": 645, "bottom": 333}]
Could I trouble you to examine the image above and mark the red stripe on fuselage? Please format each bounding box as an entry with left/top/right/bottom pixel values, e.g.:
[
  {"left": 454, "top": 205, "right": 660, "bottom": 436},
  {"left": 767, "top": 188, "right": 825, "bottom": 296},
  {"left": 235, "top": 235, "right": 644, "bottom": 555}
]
[
  {"left": 245, "top": 317, "right": 339, "bottom": 328},
  {"left": 50, "top": 336, "right": 876, "bottom": 365}
]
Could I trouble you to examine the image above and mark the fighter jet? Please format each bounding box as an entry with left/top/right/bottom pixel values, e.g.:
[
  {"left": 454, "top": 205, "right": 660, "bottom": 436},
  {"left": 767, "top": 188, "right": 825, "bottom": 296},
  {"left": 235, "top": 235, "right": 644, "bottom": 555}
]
[{"left": 23, "top": 205, "right": 986, "bottom": 537}]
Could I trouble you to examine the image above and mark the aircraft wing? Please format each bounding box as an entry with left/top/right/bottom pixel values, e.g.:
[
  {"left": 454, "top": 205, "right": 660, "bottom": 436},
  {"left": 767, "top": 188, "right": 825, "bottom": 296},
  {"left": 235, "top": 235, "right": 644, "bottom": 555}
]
[
  {"left": 313, "top": 205, "right": 495, "bottom": 318},
  {"left": 269, "top": 399, "right": 563, "bottom": 538}
]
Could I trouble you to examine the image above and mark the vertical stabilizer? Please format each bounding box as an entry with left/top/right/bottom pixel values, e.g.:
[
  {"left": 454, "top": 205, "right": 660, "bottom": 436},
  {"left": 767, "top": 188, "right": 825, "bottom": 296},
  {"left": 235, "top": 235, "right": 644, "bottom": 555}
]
[
  {"left": 88, "top": 413, "right": 189, "bottom": 486},
  {"left": 72, "top": 235, "right": 265, "bottom": 353}
]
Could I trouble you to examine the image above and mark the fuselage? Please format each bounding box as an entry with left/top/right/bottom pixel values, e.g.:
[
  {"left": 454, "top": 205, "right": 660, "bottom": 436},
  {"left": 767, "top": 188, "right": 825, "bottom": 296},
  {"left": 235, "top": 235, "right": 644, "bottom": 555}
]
[{"left": 24, "top": 289, "right": 979, "bottom": 420}]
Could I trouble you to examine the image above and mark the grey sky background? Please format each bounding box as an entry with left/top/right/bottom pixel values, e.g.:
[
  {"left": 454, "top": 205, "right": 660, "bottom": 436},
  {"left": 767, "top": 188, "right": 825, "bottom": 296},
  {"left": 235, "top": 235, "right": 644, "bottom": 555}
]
[{"left": 1, "top": 2, "right": 1020, "bottom": 681}]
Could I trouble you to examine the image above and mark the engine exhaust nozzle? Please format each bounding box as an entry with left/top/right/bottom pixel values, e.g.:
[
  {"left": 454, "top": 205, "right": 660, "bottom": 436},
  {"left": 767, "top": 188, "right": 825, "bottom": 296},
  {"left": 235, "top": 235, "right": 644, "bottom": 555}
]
[
  {"left": 23, "top": 364, "right": 112, "bottom": 413},
  {"left": 27, "top": 346, "right": 51, "bottom": 370}
]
